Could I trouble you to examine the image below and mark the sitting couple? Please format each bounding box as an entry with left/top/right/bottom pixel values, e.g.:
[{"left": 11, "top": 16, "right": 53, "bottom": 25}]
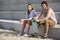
[{"left": 17, "top": 1, "right": 57, "bottom": 38}]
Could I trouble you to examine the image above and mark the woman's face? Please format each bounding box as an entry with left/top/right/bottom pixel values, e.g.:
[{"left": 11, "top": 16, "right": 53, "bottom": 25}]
[
  {"left": 41, "top": 4, "right": 47, "bottom": 10},
  {"left": 28, "top": 5, "right": 32, "bottom": 11}
]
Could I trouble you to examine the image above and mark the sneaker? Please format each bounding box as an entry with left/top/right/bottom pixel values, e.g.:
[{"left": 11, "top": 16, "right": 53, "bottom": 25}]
[
  {"left": 43, "top": 35, "right": 48, "bottom": 39},
  {"left": 23, "top": 34, "right": 29, "bottom": 37},
  {"left": 17, "top": 32, "right": 23, "bottom": 37},
  {"left": 31, "top": 33, "right": 39, "bottom": 38}
]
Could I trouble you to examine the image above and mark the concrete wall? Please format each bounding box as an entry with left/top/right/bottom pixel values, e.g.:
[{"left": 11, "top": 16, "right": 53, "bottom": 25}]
[
  {"left": 0, "top": 0, "right": 60, "bottom": 11},
  {"left": 0, "top": 11, "right": 26, "bottom": 20},
  {"left": 0, "top": 0, "right": 60, "bottom": 21}
]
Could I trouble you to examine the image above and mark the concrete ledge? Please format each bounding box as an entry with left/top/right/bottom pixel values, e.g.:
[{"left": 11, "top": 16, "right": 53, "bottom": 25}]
[
  {"left": 0, "top": 19, "right": 59, "bottom": 28},
  {"left": 0, "top": 19, "right": 20, "bottom": 24},
  {"left": 0, "top": 19, "right": 60, "bottom": 39}
]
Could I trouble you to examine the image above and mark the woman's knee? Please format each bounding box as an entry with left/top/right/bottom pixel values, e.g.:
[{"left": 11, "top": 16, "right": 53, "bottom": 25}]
[
  {"left": 23, "top": 20, "right": 27, "bottom": 24},
  {"left": 27, "top": 21, "right": 31, "bottom": 24}
]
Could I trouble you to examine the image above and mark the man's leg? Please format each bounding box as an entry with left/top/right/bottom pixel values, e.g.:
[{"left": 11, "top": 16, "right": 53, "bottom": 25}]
[
  {"left": 37, "top": 21, "right": 45, "bottom": 36},
  {"left": 44, "top": 20, "right": 55, "bottom": 38},
  {"left": 44, "top": 20, "right": 49, "bottom": 37}
]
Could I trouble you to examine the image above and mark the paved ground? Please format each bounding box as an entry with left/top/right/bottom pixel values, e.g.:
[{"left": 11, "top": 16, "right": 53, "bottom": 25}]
[{"left": 0, "top": 29, "right": 56, "bottom": 40}]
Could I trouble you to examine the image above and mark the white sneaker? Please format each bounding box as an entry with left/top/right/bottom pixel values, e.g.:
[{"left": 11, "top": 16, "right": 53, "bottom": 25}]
[{"left": 23, "top": 34, "right": 29, "bottom": 37}]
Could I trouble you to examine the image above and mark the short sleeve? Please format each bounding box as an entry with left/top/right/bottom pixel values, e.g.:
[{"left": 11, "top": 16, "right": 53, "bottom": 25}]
[
  {"left": 25, "top": 13, "right": 28, "bottom": 18},
  {"left": 33, "top": 11, "right": 37, "bottom": 17}
]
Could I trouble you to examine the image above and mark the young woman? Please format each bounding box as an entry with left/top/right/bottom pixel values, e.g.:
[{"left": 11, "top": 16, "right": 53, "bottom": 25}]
[
  {"left": 17, "top": 3, "right": 37, "bottom": 37},
  {"left": 36, "top": 1, "right": 57, "bottom": 38}
]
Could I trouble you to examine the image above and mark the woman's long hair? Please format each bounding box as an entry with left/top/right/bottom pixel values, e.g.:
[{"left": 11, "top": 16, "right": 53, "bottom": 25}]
[{"left": 27, "top": 3, "right": 34, "bottom": 15}]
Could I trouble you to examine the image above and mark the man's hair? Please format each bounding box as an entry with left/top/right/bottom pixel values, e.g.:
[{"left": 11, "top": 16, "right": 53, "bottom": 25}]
[{"left": 41, "top": 1, "right": 48, "bottom": 6}]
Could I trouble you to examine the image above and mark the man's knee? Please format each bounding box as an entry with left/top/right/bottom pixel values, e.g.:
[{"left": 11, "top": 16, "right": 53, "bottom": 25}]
[{"left": 45, "top": 20, "right": 49, "bottom": 23}]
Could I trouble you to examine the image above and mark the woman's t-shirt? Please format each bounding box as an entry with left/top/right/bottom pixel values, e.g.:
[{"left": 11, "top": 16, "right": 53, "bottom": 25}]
[{"left": 25, "top": 10, "right": 37, "bottom": 19}]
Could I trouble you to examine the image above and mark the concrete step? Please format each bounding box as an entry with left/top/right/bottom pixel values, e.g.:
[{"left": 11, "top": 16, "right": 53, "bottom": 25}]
[
  {"left": 27, "top": 0, "right": 60, "bottom": 3},
  {"left": 0, "top": 0, "right": 60, "bottom": 12},
  {"left": 0, "top": 11, "right": 26, "bottom": 20},
  {"left": 0, "top": 19, "right": 60, "bottom": 39},
  {"left": 0, "top": 0, "right": 60, "bottom": 4},
  {"left": 0, "top": 3, "right": 60, "bottom": 12}
]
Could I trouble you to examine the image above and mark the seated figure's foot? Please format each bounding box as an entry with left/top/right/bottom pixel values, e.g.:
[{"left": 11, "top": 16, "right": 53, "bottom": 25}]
[
  {"left": 31, "top": 33, "right": 39, "bottom": 38},
  {"left": 17, "top": 32, "right": 23, "bottom": 37},
  {"left": 42, "top": 35, "right": 48, "bottom": 39},
  {"left": 22, "top": 34, "right": 29, "bottom": 37}
]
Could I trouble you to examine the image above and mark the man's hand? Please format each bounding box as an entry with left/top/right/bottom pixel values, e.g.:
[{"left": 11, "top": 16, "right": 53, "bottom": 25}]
[{"left": 36, "top": 20, "right": 40, "bottom": 22}]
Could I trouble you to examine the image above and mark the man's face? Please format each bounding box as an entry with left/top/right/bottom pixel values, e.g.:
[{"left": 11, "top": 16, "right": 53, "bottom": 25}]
[{"left": 41, "top": 4, "right": 47, "bottom": 10}]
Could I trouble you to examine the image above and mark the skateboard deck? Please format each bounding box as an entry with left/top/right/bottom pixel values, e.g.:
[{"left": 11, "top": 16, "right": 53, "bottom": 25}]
[{"left": 31, "top": 20, "right": 38, "bottom": 34}]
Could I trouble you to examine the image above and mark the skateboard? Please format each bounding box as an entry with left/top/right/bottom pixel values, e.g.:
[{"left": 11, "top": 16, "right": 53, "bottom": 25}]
[{"left": 31, "top": 18, "right": 39, "bottom": 37}]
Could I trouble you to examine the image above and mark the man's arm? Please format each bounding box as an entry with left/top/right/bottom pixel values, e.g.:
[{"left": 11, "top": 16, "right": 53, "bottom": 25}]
[
  {"left": 40, "top": 9, "right": 52, "bottom": 21},
  {"left": 34, "top": 12, "right": 42, "bottom": 20}
]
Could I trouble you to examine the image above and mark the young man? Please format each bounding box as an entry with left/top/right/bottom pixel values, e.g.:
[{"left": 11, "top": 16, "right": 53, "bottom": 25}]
[{"left": 36, "top": 1, "right": 57, "bottom": 38}]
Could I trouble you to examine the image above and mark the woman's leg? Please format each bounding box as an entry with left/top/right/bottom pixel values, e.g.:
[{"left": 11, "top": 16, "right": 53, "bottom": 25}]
[
  {"left": 21, "top": 20, "right": 27, "bottom": 33},
  {"left": 17, "top": 19, "right": 28, "bottom": 36},
  {"left": 27, "top": 24, "right": 31, "bottom": 34},
  {"left": 26, "top": 20, "right": 32, "bottom": 34}
]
